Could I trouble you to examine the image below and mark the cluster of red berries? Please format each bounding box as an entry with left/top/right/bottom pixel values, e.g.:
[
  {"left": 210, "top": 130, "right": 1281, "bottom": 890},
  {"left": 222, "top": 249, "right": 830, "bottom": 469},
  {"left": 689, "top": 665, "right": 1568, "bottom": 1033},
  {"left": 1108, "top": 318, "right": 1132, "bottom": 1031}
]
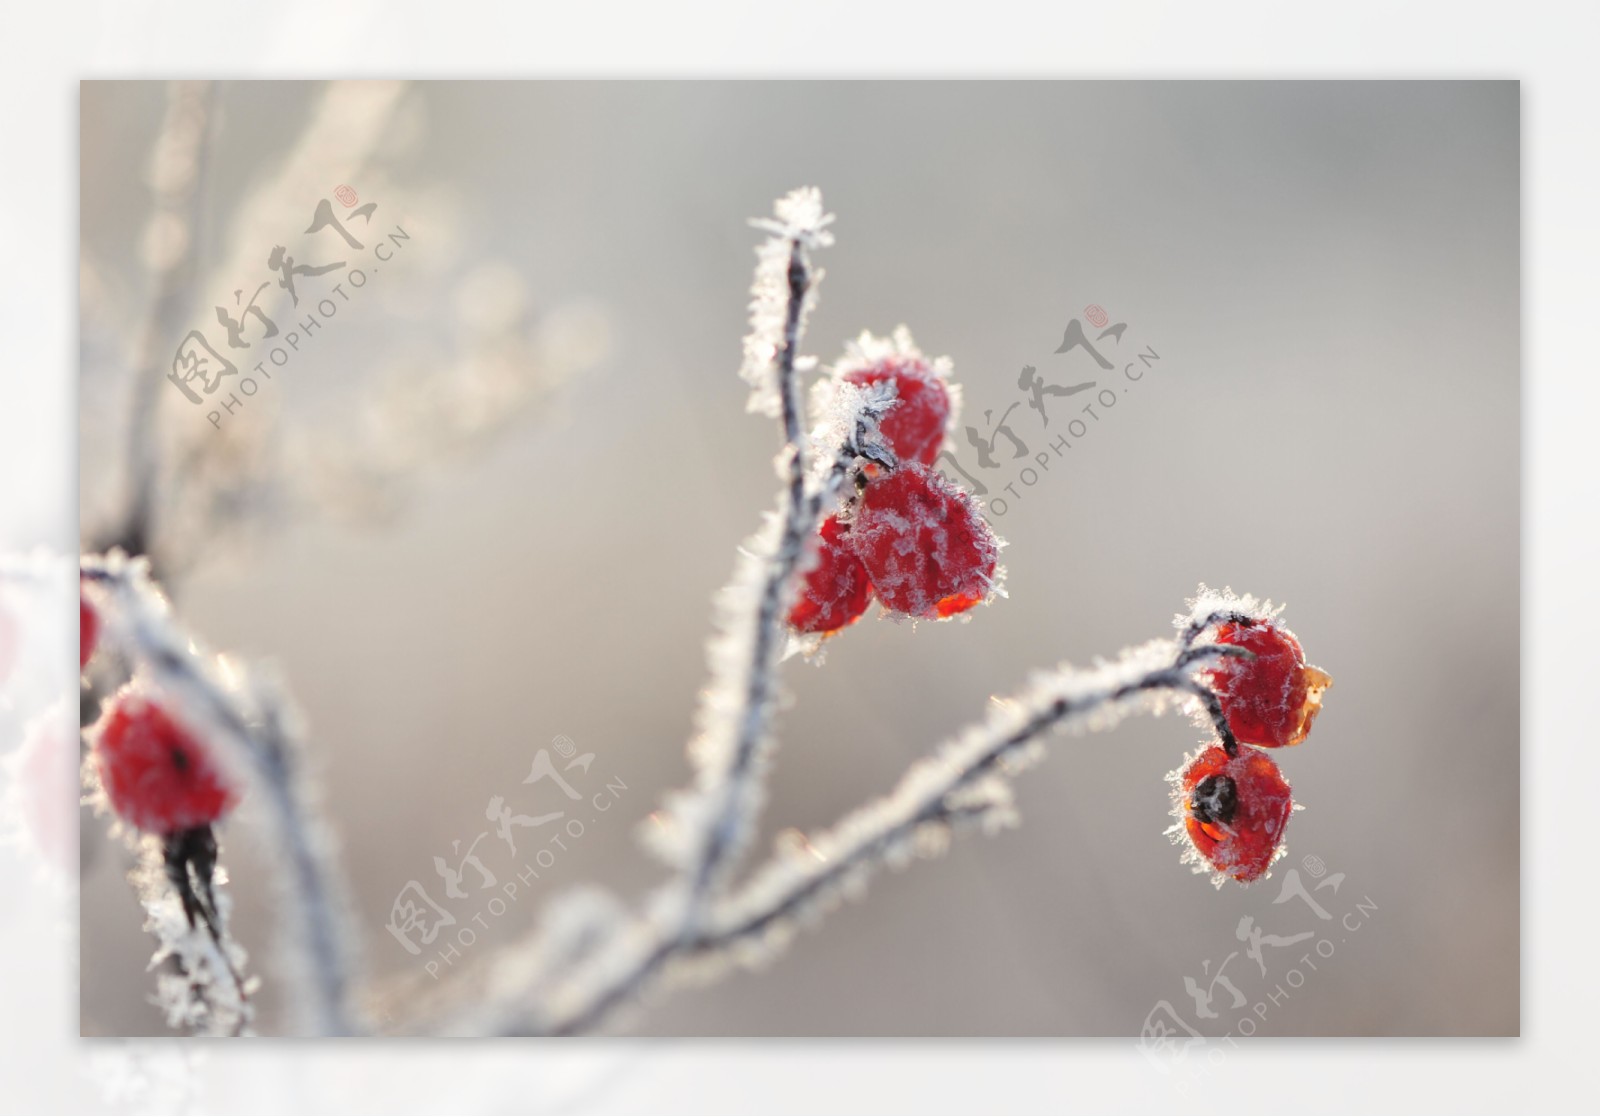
[
  {"left": 787, "top": 343, "right": 1002, "bottom": 634},
  {"left": 1171, "top": 617, "right": 1332, "bottom": 884}
]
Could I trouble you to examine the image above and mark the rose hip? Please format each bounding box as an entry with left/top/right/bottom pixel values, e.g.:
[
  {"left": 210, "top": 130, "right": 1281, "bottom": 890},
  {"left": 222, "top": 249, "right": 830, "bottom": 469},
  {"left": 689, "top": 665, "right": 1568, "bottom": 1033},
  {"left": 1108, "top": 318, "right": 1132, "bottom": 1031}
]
[{"left": 846, "top": 463, "right": 999, "bottom": 620}]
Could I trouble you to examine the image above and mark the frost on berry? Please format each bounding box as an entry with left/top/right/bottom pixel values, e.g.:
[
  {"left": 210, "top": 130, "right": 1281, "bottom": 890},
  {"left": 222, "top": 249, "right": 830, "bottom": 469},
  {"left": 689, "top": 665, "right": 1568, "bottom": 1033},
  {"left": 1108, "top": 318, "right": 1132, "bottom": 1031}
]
[
  {"left": 1167, "top": 744, "right": 1294, "bottom": 886},
  {"left": 817, "top": 328, "right": 960, "bottom": 468},
  {"left": 807, "top": 376, "right": 899, "bottom": 480},
  {"left": 1204, "top": 620, "right": 1331, "bottom": 748},
  {"left": 88, "top": 687, "right": 239, "bottom": 835},
  {"left": 846, "top": 462, "right": 1002, "bottom": 619},
  {"left": 788, "top": 514, "right": 873, "bottom": 635}
]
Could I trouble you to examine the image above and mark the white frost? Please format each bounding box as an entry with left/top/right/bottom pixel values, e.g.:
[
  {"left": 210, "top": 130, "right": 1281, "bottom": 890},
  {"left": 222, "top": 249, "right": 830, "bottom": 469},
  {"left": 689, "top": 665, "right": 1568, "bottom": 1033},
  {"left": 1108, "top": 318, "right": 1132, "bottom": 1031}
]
[{"left": 738, "top": 187, "right": 834, "bottom": 417}]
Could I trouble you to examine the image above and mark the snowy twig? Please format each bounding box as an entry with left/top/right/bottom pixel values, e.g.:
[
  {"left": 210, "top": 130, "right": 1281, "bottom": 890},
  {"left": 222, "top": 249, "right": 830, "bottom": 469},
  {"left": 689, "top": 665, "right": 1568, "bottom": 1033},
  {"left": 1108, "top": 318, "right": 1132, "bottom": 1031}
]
[
  {"left": 80, "top": 552, "right": 360, "bottom": 1036},
  {"left": 688, "top": 639, "right": 1256, "bottom": 964},
  {"left": 399, "top": 190, "right": 899, "bottom": 1037},
  {"left": 681, "top": 216, "right": 814, "bottom": 916},
  {"left": 1175, "top": 584, "right": 1283, "bottom": 649},
  {"left": 131, "top": 836, "right": 255, "bottom": 1036},
  {"left": 665, "top": 189, "right": 848, "bottom": 922},
  {"left": 418, "top": 621, "right": 1258, "bottom": 1036},
  {"left": 453, "top": 191, "right": 852, "bottom": 1034}
]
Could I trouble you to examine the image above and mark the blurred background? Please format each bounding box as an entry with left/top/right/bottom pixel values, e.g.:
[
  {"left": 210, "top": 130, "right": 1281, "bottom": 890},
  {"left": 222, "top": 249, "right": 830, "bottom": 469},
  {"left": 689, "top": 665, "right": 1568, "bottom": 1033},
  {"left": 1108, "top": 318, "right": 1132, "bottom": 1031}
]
[{"left": 76, "top": 80, "right": 1518, "bottom": 1036}]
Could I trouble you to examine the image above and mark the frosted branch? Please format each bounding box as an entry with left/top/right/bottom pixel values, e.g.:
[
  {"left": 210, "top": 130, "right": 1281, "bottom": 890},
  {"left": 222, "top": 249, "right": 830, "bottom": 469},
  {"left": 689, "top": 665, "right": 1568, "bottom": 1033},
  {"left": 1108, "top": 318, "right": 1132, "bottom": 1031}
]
[
  {"left": 408, "top": 190, "right": 904, "bottom": 1038},
  {"left": 130, "top": 836, "right": 256, "bottom": 1036},
  {"left": 423, "top": 620, "right": 1254, "bottom": 1036},
  {"left": 688, "top": 639, "right": 1255, "bottom": 970},
  {"left": 1175, "top": 582, "right": 1282, "bottom": 648},
  {"left": 738, "top": 187, "right": 833, "bottom": 418},
  {"left": 658, "top": 188, "right": 844, "bottom": 922},
  {"left": 79, "top": 552, "right": 360, "bottom": 1036}
]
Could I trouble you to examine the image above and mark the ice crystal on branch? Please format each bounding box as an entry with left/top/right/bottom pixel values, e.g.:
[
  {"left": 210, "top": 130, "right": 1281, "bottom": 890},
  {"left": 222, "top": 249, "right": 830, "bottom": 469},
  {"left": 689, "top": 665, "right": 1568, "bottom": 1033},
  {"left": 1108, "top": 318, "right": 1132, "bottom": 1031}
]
[
  {"left": 132, "top": 838, "right": 256, "bottom": 1036},
  {"left": 738, "top": 187, "right": 834, "bottom": 417},
  {"left": 807, "top": 376, "right": 899, "bottom": 477},
  {"left": 1175, "top": 582, "right": 1282, "bottom": 646},
  {"left": 815, "top": 326, "right": 963, "bottom": 466}
]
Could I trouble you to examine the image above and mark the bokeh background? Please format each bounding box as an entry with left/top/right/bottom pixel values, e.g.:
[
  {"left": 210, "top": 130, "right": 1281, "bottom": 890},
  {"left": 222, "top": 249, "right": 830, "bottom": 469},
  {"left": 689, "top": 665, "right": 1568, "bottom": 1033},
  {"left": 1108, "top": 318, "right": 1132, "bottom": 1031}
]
[{"left": 77, "top": 80, "right": 1518, "bottom": 1036}]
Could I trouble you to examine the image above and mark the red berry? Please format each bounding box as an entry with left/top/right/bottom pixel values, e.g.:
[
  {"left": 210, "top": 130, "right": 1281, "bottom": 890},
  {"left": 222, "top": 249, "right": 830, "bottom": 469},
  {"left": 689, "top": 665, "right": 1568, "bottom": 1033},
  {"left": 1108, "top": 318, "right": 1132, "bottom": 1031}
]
[
  {"left": 80, "top": 592, "right": 99, "bottom": 671},
  {"left": 846, "top": 463, "right": 1000, "bottom": 619},
  {"left": 840, "top": 354, "right": 951, "bottom": 467},
  {"left": 788, "top": 514, "right": 874, "bottom": 634},
  {"left": 91, "top": 691, "right": 238, "bottom": 835},
  {"left": 1203, "top": 620, "right": 1331, "bottom": 748},
  {"left": 1170, "top": 744, "right": 1293, "bottom": 884}
]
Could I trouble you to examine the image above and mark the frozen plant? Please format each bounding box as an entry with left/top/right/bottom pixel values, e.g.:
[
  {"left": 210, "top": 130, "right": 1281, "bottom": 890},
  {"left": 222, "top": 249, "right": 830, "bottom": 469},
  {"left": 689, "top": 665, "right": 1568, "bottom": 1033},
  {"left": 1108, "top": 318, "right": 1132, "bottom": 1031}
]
[{"left": 73, "top": 183, "right": 1332, "bottom": 1036}]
